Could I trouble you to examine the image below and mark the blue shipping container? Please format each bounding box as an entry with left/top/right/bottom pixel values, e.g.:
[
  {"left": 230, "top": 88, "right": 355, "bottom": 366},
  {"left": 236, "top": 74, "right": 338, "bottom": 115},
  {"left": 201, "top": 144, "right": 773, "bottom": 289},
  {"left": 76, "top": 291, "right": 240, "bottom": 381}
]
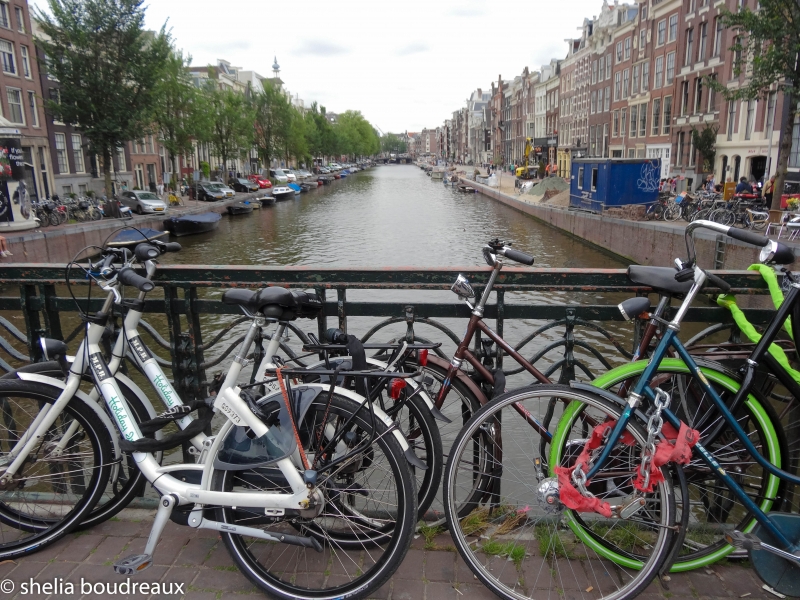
[{"left": 569, "top": 158, "right": 661, "bottom": 212}]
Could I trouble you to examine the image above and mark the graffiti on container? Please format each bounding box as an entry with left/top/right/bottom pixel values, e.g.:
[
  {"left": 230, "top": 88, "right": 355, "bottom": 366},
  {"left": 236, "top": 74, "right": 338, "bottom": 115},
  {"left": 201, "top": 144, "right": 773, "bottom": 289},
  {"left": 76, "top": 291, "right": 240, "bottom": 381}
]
[{"left": 637, "top": 160, "right": 660, "bottom": 193}]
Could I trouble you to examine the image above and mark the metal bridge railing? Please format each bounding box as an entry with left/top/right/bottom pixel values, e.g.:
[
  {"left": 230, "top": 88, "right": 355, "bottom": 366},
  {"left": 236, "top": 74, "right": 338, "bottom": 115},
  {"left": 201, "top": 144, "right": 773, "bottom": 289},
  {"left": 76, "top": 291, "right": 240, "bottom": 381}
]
[{"left": 0, "top": 264, "right": 777, "bottom": 405}]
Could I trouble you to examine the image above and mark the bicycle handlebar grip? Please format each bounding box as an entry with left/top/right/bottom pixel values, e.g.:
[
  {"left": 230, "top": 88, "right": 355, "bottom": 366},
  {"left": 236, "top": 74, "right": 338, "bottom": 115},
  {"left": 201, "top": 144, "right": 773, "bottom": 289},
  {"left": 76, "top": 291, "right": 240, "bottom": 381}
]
[
  {"left": 503, "top": 248, "right": 535, "bottom": 265},
  {"left": 726, "top": 228, "right": 770, "bottom": 247},
  {"left": 134, "top": 243, "right": 160, "bottom": 262},
  {"left": 705, "top": 271, "right": 732, "bottom": 293},
  {"left": 163, "top": 242, "right": 182, "bottom": 252},
  {"left": 117, "top": 267, "right": 155, "bottom": 292},
  {"left": 325, "top": 328, "right": 348, "bottom": 344}
]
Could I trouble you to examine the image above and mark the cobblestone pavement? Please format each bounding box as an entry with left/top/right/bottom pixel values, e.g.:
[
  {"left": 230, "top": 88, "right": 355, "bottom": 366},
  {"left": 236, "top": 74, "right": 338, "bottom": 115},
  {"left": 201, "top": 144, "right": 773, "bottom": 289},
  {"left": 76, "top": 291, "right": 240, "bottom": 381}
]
[{"left": 0, "top": 509, "right": 779, "bottom": 600}]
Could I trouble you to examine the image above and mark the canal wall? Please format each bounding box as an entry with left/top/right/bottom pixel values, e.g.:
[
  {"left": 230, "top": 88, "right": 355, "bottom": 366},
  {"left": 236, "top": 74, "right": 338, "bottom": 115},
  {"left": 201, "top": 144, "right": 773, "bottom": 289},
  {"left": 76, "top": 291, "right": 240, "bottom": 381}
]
[
  {"left": 2, "top": 192, "right": 262, "bottom": 263},
  {"left": 463, "top": 178, "right": 768, "bottom": 270}
]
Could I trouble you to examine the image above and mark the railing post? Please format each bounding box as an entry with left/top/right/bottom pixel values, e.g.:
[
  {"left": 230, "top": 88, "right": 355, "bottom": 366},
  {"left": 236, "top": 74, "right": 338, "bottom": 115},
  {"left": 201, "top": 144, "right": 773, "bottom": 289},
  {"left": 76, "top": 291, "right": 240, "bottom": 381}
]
[
  {"left": 558, "top": 308, "right": 577, "bottom": 384},
  {"left": 42, "top": 284, "right": 63, "bottom": 341},
  {"left": 337, "top": 288, "right": 347, "bottom": 333},
  {"left": 183, "top": 287, "right": 208, "bottom": 401},
  {"left": 496, "top": 290, "right": 505, "bottom": 370},
  {"left": 19, "top": 284, "right": 44, "bottom": 362},
  {"left": 164, "top": 285, "right": 188, "bottom": 400},
  {"left": 315, "top": 286, "right": 327, "bottom": 345}
]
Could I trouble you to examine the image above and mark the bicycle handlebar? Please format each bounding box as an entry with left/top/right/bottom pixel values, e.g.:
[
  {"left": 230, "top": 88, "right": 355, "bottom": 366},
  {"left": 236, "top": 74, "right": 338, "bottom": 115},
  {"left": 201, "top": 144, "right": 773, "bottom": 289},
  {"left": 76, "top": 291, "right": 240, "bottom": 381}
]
[
  {"left": 501, "top": 247, "right": 535, "bottom": 266},
  {"left": 117, "top": 267, "right": 154, "bottom": 292}
]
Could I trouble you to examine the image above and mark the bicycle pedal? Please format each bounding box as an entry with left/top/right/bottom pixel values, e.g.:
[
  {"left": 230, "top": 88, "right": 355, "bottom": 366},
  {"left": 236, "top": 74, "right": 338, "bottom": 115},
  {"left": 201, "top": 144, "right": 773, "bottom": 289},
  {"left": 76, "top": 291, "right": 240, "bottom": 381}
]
[
  {"left": 113, "top": 554, "right": 153, "bottom": 575},
  {"left": 725, "top": 530, "right": 762, "bottom": 550}
]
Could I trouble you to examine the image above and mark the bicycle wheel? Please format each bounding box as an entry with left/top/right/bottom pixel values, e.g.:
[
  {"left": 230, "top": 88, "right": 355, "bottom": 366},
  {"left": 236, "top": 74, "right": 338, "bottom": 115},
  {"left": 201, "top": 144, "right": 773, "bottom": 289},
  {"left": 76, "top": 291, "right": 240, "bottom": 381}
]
[
  {"left": 588, "top": 358, "right": 784, "bottom": 572},
  {"left": 74, "top": 210, "right": 87, "bottom": 222},
  {"left": 664, "top": 203, "right": 682, "bottom": 221},
  {"left": 36, "top": 210, "right": 49, "bottom": 228},
  {"left": 90, "top": 207, "right": 102, "bottom": 221},
  {"left": 444, "top": 384, "right": 675, "bottom": 600},
  {"left": 711, "top": 209, "right": 735, "bottom": 226},
  {"left": 211, "top": 393, "right": 416, "bottom": 600},
  {"left": 0, "top": 380, "right": 113, "bottom": 559},
  {"left": 418, "top": 361, "right": 485, "bottom": 525},
  {"left": 48, "top": 212, "right": 60, "bottom": 227},
  {"left": 57, "top": 210, "right": 67, "bottom": 224}
]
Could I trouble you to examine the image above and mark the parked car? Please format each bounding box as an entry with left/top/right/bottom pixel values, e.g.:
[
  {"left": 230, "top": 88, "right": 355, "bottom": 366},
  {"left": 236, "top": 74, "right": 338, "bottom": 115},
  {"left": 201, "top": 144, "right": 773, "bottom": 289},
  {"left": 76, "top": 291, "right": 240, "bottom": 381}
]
[
  {"left": 190, "top": 182, "right": 225, "bottom": 201},
  {"left": 296, "top": 169, "right": 312, "bottom": 179},
  {"left": 248, "top": 174, "right": 273, "bottom": 189},
  {"left": 210, "top": 182, "right": 236, "bottom": 198},
  {"left": 283, "top": 169, "right": 297, "bottom": 182},
  {"left": 270, "top": 169, "right": 289, "bottom": 183},
  {"left": 228, "top": 178, "right": 259, "bottom": 193},
  {"left": 119, "top": 190, "right": 168, "bottom": 215}
]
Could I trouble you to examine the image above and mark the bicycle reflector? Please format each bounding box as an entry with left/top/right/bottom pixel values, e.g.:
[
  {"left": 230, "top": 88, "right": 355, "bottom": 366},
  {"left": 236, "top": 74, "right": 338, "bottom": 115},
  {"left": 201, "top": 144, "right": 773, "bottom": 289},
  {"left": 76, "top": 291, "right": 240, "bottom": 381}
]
[
  {"left": 418, "top": 349, "right": 428, "bottom": 367},
  {"left": 389, "top": 378, "right": 406, "bottom": 399}
]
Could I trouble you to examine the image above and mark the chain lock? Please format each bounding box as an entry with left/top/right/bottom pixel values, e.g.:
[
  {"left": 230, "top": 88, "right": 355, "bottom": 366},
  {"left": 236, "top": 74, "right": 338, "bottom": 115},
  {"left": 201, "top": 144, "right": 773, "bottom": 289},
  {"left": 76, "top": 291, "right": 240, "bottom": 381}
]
[{"left": 639, "top": 387, "right": 671, "bottom": 491}]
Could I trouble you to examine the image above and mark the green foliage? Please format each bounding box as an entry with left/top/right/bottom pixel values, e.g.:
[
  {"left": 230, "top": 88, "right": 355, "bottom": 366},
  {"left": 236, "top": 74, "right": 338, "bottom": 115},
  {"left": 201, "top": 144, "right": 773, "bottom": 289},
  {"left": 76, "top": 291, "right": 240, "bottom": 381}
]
[
  {"left": 252, "top": 81, "right": 292, "bottom": 169},
  {"left": 690, "top": 124, "right": 718, "bottom": 173},
  {"left": 334, "top": 110, "right": 380, "bottom": 159},
  {"left": 199, "top": 161, "right": 210, "bottom": 180},
  {"left": 381, "top": 133, "right": 408, "bottom": 154},
  {"left": 35, "top": 0, "right": 171, "bottom": 195},
  {"left": 201, "top": 79, "right": 254, "bottom": 174}
]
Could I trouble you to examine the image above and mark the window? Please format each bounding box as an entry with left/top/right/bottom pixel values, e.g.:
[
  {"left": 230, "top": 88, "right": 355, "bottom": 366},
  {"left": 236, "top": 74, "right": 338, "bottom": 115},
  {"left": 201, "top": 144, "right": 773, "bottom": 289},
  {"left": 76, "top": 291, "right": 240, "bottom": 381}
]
[
  {"left": 641, "top": 4, "right": 648, "bottom": 19},
  {"left": 713, "top": 17, "right": 723, "bottom": 56},
  {"left": 790, "top": 120, "right": 800, "bottom": 168},
  {"left": 599, "top": 56, "right": 605, "bottom": 81},
  {"left": 654, "top": 56, "right": 664, "bottom": 88},
  {"left": 663, "top": 96, "right": 672, "bottom": 134},
  {"left": 621, "top": 108, "right": 627, "bottom": 136},
  {"left": 577, "top": 166, "right": 584, "bottom": 189},
  {"left": 0, "top": 4, "right": 9, "bottom": 28},
  {"left": 603, "top": 123, "right": 609, "bottom": 157},
  {"left": 732, "top": 36, "right": 742, "bottom": 77},
  {"left": 592, "top": 59, "right": 597, "bottom": 84},
  {"left": 616, "top": 41, "right": 623, "bottom": 63},
  {"left": 26, "top": 90, "right": 36, "bottom": 126},
  {"left": 606, "top": 54, "right": 612, "bottom": 79},
  {"left": 640, "top": 102, "right": 647, "bottom": 137},
  {"left": 590, "top": 125, "right": 597, "bottom": 156},
  {"left": 623, "top": 69, "right": 630, "bottom": 98},
  {"left": 54, "top": 133, "right": 68, "bottom": 173},
  {"left": 685, "top": 28, "right": 694, "bottom": 66},
  {"left": 681, "top": 81, "right": 690, "bottom": 115},
  {"left": 147, "top": 136, "right": 154, "bottom": 154},
  {"left": 652, "top": 99, "right": 661, "bottom": 135},
  {"left": 6, "top": 88, "right": 22, "bottom": 124},
  {"left": 591, "top": 168, "right": 598, "bottom": 191},
  {"left": 0, "top": 40, "right": 15, "bottom": 75},
  {"left": 19, "top": 45, "right": 29, "bottom": 78},
  {"left": 632, "top": 64, "right": 640, "bottom": 94},
  {"left": 642, "top": 61, "right": 649, "bottom": 91},
  {"left": 657, "top": 19, "right": 666, "bottom": 46},
  {"left": 707, "top": 74, "right": 717, "bottom": 112},
  {"left": 688, "top": 0, "right": 696, "bottom": 12},
  {"left": 591, "top": 89, "right": 597, "bottom": 114},
  {"left": 604, "top": 86, "right": 610, "bottom": 111},
  {"left": 669, "top": 14, "right": 678, "bottom": 42},
  {"left": 694, "top": 78, "right": 703, "bottom": 113},
  {"left": 630, "top": 104, "right": 638, "bottom": 138},
  {"left": 677, "top": 131, "right": 685, "bottom": 166},
  {"left": 14, "top": 7, "right": 23, "bottom": 33},
  {"left": 117, "top": 146, "right": 126, "bottom": 172},
  {"left": 613, "top": 110, "right": 620, "bottom": 136},
  {"left": 666, "top": 52, "right": 675, "bottom": 83},
  {"left": 72, "top": 134, "right": 84, "bottom": 173},
  {"left": 688, "top": 133, "right": 696, "bottom": 166},
  {"left": 624, "top": 37, "right": 631, "bottom": 60},
  {"left": 698, "top": 22, "right": 707, "bottom": 61},
  {"left": 727, "top": 100, "right": 737, "bottom": 140},
  {"left": 765, "top": 91, "right": 777, "bottom": 136},
  {"left": 640, "top": 29, "right": 646, "bottom": 51},
  {"left": 614, "top": 71, "right": 621, "bottom": 100},
  {"left": 745, "top": 99, "right": 756, "bottom": 140},
  {"left": 78, "top": 184, "right": 87, "bottom": 195},
  {"left": 62, "top": 185, "right": 72, "bottom": 196}
]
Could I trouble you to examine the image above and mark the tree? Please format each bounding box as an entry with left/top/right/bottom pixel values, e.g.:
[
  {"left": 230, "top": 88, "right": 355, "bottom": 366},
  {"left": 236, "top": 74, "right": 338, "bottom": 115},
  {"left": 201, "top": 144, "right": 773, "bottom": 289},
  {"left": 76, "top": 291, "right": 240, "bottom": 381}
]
[
  {"left": 203, "top": 80, "right": 254, "bottom": 178},
  {"left": 381, "top": 133, "right": 408, "bottom": 155},
  {"left": 152, "top": 49, "right": 203, "bottom": 185},
  {"left": 252, "top": 80, "right": 292, "bottom": 170},
  {"left": 712, "top": 1, "right": 800, "bottom": 209},
  {"left": 690, "top": 124, "right": 719, "bottom": 174},
  {"left": 35, "top": 0, "right": 170, "bottom": 195}
]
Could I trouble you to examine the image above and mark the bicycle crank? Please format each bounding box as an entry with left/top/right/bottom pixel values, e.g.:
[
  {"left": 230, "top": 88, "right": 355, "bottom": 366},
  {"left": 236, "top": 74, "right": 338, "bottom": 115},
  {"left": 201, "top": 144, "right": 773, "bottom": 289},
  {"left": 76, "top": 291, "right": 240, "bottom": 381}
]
[{"left": 732, "top": 512, "right": 800, "bottom": 596}]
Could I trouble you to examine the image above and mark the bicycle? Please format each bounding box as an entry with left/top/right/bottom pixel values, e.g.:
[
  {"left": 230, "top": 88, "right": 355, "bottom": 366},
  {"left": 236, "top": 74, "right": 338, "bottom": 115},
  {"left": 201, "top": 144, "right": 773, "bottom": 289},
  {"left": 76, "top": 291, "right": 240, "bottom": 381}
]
[
  {"left": 0, "top": 247, "right": 419, "bottom": 599},
  {"left": 167, "top": 191, "right": 182, "bottom": 207},
  {"left": 442, "top": 221, "right": 798, "bottom": 600}
]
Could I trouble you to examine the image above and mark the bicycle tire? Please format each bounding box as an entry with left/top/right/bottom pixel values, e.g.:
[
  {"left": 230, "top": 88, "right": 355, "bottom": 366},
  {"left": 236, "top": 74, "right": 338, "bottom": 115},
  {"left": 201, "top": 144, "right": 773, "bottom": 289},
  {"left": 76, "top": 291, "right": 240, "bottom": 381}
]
[
  {"left": 36, "top": 210, "right": 49, "bottom": 228},
  {"left": 2, "top": 363, "right": 157, "bottom": 530},
  {"left": 212, "top": 393, "right": 416, "bottom": 599},
  {"left": 582, "top": 358, "right": 784, "bottom": 572},
  {"left": 90, "top": 208, "right": 102, "bottom": 221},
  {"left": 444, "top": 384, "right": 676, "bottom": 600},
  {"left": 48, "top": 212, "right": 60, "bottom": 227},
  {"left": 664, "top": 204, "right": 682, "bottom": 221},
  {"left": 0, "top": 379, "right": 113, "bottom": 559}
]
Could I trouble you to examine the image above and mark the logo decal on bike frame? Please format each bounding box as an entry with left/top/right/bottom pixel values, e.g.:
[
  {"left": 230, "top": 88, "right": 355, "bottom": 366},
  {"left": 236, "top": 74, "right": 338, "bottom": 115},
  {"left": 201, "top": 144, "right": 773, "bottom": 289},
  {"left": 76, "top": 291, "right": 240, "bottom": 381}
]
[
  {"left": 89, "top": 352, "right": 111, "bottom": 381},
  {"left": 129, "top": 335, "right": 152, "bottom": 363}
]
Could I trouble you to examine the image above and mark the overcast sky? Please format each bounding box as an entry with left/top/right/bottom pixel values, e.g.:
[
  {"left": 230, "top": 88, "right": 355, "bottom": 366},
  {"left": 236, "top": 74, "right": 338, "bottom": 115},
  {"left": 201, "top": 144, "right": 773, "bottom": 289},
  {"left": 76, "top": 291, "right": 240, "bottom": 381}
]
[{"left": 36, "top": 0, "right": 605, "bottom": 134}]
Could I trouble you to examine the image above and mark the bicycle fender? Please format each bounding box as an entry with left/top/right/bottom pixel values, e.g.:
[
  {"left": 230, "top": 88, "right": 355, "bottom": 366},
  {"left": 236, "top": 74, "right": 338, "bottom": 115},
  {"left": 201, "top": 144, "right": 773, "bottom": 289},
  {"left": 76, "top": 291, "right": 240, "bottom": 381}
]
[
  {"left": 15, "top": 372, "right": 122, "bottom": 458},
  {"left": 569, "top": 380, "right": 650, "bottom": 422},
  {"left": 427, "top": 355, "right": 489, "bottom": 406}
]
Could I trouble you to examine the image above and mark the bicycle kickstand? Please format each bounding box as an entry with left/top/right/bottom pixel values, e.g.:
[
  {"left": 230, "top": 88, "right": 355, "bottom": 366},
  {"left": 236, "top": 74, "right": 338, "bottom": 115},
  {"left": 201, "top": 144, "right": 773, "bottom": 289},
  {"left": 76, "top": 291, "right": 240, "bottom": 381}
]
[{"left": 113, "top": 494, "right": 178, "bottom": 575}]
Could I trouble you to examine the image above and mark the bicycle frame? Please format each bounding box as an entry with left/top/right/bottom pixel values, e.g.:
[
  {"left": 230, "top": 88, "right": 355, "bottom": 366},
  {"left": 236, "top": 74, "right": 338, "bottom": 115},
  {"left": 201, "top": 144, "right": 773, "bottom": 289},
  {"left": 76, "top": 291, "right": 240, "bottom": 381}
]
[{"left": 587, "top": 265, "right": 800, "bottom": 554}]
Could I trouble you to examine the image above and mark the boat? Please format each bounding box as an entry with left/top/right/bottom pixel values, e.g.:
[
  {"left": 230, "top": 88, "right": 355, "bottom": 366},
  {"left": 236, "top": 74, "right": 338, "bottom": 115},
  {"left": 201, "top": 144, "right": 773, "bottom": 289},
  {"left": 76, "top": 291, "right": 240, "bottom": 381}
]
[
  {"left": 272, "top": 186, "right": 294, "bottom": 201},
  {"left": 430, "top": 169, "right": 444, "bottom": 180},
  {"left": 227, "top": 201, "right": 254, "bottom": 215},
  {"left": 260, "top": 196, "right": 276, "bottom": 206},
  {"left": 299, "top": 182, "right": 317, "bottom": 192},
  {"left": 457, "top": 185, "right": 477, "bottom": 193},
  {"left": 107, "top": 227, "right": 168, "bottom": 248},
  {"left": 164, "top": 212, "right": 222, "bottom": 237},
  {"left": 288, "top": 182, "right": 303, "bottom": 195}
]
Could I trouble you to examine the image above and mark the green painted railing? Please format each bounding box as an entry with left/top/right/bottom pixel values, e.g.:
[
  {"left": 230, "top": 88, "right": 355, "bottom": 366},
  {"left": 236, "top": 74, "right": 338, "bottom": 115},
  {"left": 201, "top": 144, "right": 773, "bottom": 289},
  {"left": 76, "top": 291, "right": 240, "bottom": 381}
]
[{"left": 0, "top": 264, "right": 777, "bottom": 405}]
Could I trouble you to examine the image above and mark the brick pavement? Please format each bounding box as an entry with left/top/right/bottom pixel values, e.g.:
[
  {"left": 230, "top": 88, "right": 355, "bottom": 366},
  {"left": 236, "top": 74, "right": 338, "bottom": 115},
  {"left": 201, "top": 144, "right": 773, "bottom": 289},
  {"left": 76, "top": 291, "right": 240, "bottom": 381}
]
[{"left": 0, "top": 509, "right": 778, "bottom": 600}]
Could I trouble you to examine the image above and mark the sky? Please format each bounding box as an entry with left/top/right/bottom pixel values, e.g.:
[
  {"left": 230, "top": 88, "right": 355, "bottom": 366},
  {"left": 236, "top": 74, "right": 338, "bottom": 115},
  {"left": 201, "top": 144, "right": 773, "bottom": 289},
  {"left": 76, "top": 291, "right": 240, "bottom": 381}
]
[{"left": 35, "top": 0, "right": 605, "bottom": 134}]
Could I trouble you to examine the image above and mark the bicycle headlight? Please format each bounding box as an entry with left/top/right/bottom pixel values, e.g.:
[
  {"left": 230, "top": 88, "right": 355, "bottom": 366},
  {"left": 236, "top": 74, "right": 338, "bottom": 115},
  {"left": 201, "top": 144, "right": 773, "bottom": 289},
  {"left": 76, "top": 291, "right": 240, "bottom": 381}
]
[
  {"left": 760, "top": 240, "right": 795, "bottom": 266},
  {"left": 451, "top": 274, "right": 475, "bottom": 300}
]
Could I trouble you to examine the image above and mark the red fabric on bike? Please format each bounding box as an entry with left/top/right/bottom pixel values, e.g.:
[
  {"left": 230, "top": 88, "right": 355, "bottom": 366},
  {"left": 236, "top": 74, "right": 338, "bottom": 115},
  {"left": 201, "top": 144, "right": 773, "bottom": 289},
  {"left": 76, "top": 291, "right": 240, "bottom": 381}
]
[
  {"left": 555, "top": 420, "right": 635, "bottom": 518},
  {"left": 633, "top": 421, "right": 699, "bottom": 493}
]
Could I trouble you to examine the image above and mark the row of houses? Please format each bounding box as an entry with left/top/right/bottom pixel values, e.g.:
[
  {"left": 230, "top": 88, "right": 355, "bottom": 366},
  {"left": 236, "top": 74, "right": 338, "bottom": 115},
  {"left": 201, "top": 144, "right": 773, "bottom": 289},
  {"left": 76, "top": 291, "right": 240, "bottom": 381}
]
[
  {"left": 0, "top": 0, "right": 307, "bottom": 207},
  {"left": 411, "top": 0, "right": 799, "bottom": 193}
]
